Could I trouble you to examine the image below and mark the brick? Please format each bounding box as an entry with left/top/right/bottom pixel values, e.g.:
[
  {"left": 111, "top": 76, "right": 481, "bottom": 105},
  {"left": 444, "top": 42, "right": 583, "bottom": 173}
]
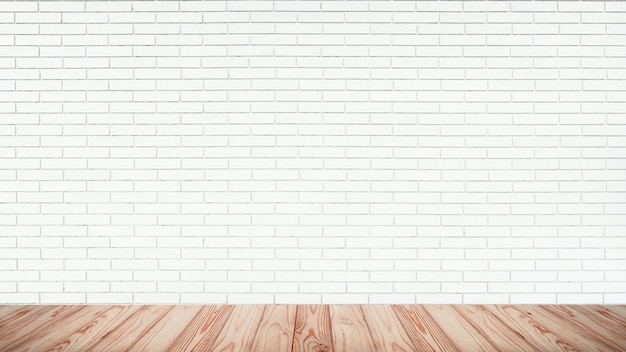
[{"left": 1, "top": 0, "right": 624, "bottom": 305}]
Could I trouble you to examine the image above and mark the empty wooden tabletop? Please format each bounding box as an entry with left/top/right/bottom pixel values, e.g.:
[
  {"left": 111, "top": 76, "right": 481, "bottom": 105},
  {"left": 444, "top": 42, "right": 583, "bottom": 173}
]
[{"left": 0, "top": 304, "right": 624, "bottom": 351}]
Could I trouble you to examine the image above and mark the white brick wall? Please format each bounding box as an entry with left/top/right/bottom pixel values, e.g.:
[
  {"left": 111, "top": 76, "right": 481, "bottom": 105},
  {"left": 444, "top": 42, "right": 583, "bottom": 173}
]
[{"left": 1, "top": 1, "right": 625, "bottom": 305}]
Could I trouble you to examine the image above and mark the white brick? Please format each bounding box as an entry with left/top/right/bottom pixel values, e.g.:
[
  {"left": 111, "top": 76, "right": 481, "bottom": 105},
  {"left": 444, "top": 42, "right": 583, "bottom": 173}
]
[{"left": 0, "top": 0, "right": 624, "bottom": 305}]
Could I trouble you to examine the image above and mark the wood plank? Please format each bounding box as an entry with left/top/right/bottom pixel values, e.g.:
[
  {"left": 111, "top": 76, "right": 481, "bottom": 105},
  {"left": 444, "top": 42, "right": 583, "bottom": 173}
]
[
  {"left": 330, "top": 305, "right": 376, "bottom": 352},
  {"left": 292, "top": 305, "right": 334, "bottom": 352},
  {"left": 518, "top": 305, "right": 618, "bottom": 352},
  {"left": 452, "top": 305, "right": 540, "bottom": 352},
  {"left": 0, "top": 305, "right": 26, "bottom": 317},
  {"left": 45, "top": 305, "right": 142, "bottom": 352},
  {"left": 12, "top": 306, "right": 110, "bottom": 352},
  {"left": 392, "top": 305, "right": 457, "bottom": 352},
  {"left": 250, "top": 305, "right": 296, "bottom": 352},
  {"left": 541, "top": 305, "right": 626, "bottom": 350},
  {"left": 127, "top": 305, "right": 203, "bottom": 352},
  {"left": 206, "top": 305, "right": 265, "bottom": 351},
  {"left": 482, "top": 305, "right": 580, "bottom": 352},
  {"left": 572, "top": 305, "right": 626, "bottom": 333},
  {"left": 167, "top": 305, "right": 234, "bottom": 352},
  {"left": 84, "top": 305, "right": 173, "bottom": 351},
  {"left": 0, "top": 305, "right": 51, "bottom": 332},
  {"left": 422, "top": 305, "right": 499, "bottom": 352},
  {"left": 605, "top": 305, "right": 626, "bottom": 317},
  {"left": 0, "top": 305, "right": 84, "bottom": 349},
  {"left": 0, "top": 304, "right": 622, "bottom": 352},
  {"left": 361, "top": 305, "right": 417, "bottom": 352}
]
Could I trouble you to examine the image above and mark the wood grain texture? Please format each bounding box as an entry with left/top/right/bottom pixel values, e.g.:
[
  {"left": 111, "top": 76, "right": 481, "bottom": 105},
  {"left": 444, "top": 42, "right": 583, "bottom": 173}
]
[
  {"left": 130, "top": 305, "right": 203, "bottom": 352},
  {"left": 0, "top": 306, "right": 82, "bottom": 350},
  {"left": 45, "top": 305, "right": 143, "bottom": 352},
  {"left": 392, "top": 305, "right": 457, "bottom": 352},
  {"left": 360, "top": 305, "right": 416, "bottom": 352},
  {"left": 482, "top": 305, "right": 580, "bottom": 352},
  {"left": 606, "top": 305, "right": 626, "bottom": 316},
  {"left": 250, "top": 305, "right": 296, "bottom": 352},
  {"left": 167, "top": 305, "right": 234, "bottom": 352},
  {"left": 453, "top": 305, "right": 541, "bottom": 352},
  {"left": 422, "top": 305, "right": 500, "bottom": 352},
  {"left": 518, "top": 305, "right": 620, "bottom": 352},
  {"left": 13, "top": 306, "right": 109, "bottom": 352},
  {"left": 0, "top": 304, "right": 623, "bottom": 352},
  {"left": 540, "top": 305, "right": 626, "bottom": 351},
  {"left": 330, "top": 305, "right": 376, "bottom": 352},
  {"left": 0, "top": 304, "right": 26, "bottom": 317},
  {"left": 84, "top": 305, "right": 173, "bottom": 351},
  {"left": 208, "top": 305, "right": 265, "bottom": 352},
  {"left": 292, "top": 305, "right": 334, "bottom": 352},
  {"left": 0, "top": 305, "right": 55, "bottom": 339},
  {"left": 0, "top": 305, "right": 50, "bottom": 334},
  {"left": 572, "top": 305, "right": 626, "bottom": 334}
]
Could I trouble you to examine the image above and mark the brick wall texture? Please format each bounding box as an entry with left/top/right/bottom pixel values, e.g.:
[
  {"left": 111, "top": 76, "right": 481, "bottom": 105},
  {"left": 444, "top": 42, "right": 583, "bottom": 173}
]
[{"left": 0, "top": 1, "right": 625, "bottom": 304}]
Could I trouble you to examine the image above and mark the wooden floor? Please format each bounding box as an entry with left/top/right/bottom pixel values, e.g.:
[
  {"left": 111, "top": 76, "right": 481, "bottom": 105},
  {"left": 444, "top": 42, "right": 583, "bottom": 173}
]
[{"left": 0, "top": 305, "right": 625, "bottom": 351}]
